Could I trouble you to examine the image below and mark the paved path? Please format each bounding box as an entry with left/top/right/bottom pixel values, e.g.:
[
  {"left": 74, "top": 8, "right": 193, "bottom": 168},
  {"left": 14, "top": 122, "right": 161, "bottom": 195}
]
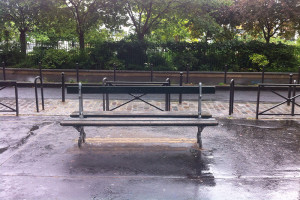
[{"left": 1, "top": 98, "right": 299, "bottom": 119}]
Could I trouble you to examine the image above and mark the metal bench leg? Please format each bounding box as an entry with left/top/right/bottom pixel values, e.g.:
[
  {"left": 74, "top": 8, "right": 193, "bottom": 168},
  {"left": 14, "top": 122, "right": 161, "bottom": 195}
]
[
  {"left": 75, "top": 126, "right": 86, "bottom": 148},
  {"left": 197, "top": 126, "right": 204, "bottom": 149}
]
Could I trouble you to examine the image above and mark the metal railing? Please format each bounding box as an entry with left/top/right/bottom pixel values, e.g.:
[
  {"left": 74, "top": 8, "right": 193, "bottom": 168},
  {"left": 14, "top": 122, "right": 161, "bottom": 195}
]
[
  {"left": 256, "top": 82, "right": 300, "bottom": 119},
  {"left": 34, "top": 76, "right": 45, "bottom": 112},
  {"left": 0, "top": 81, "right": 19, "bottom": 116}
]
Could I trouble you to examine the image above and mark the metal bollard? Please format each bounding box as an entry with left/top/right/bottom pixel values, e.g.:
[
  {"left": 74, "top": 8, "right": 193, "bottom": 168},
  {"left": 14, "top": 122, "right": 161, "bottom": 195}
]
[
  {"left": 39, "top": 61, "right": 43, "bottom": 81},
  {"left": 165, "top": 78, "right": 171, "bottom": 111},
  {"left": 34, "top": 76, "right": 44, "bottom": 112},
  {"left": 62, "top": 72, "right": 65, "bottom": 102},
  {"left": 287, "top": 73, "right": 293, "bottom": 106},
  {"left": 298, "top": 67, "right": 300, "bottom": 84},
  {"left": 150, "top": 63, "right": 153, "bottom": 82},
  {"left": 229, "top": 79, "right": 235, "bottom": 115},
  {"left": 261, "top": 65, "right": 265, "bottom": 83},
  {"left": 2, "top": 61, "right": 6, "bottom": 80},
  {"left": 113, "top": 64, "right": 116, "bottom": 81},
  {"left": 179, "top": 72, "right": 183, "bottom": 104},
  {"left": 291, "top": 80, "right": 297, "bottom": 116},
  {"left": 76, "top": 62, "right": 79, "bottom": 83},
  {"left": 224, "top": 65, "right": 228, "bottom": 84},
  {"left": 186, "top": 64, "right": 190, "bottom": 84}
]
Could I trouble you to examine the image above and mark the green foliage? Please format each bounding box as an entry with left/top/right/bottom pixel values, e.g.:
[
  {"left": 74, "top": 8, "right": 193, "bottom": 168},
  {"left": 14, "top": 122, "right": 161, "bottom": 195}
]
[
  {"left": 249, "top": 53, "right": 269, "bottom": 68},
  {"left": 41, "top": 49, "right": 72, "bottom": 69},
  {"left": 2, "top": 40, "right": 299, "bottom": 72}
]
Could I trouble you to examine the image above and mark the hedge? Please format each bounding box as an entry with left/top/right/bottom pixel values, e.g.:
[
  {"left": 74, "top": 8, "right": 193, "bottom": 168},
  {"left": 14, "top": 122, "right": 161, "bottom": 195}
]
[{"left": 1, "top": 40, "right": 299, "bottom": 72}]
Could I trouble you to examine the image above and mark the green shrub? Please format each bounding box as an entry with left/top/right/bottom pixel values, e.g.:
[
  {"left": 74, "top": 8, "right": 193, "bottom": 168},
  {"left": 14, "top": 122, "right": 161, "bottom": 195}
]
[
  {"left": 249, "top": 53, "right": 269, "bottom": 71},
  {"left": 41, "top": 49, "right": 72, "bottom": 69}
]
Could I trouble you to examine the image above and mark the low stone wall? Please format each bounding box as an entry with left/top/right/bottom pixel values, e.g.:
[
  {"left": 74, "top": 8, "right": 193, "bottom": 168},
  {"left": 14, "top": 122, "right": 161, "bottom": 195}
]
[{"left": 1, "top": 68, "right": 299, "bottom": 85}]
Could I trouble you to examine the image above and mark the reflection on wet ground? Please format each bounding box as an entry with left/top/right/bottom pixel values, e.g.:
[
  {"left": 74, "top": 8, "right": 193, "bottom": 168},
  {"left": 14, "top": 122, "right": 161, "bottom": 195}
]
[{"left": 0, "top": 117, "right": 299, "bottom": 199}]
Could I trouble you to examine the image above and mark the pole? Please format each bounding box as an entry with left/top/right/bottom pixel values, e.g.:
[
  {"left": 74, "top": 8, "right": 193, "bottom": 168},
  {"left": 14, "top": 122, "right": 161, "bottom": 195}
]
[
  {"left": 150, "top": 63, "right": 153, "bottom": 82},
  {"left": 62, "top": 72, "right": 65, "bottom": 102},
  {"left": 2, "top": 61, "right": 6, "bottom": 80},
  {"left": 291, "top": 80, "right": 296, "bottom": 116},
  {"left": 113, "top": 64, "right": 116, "bottom": 81},
  {"left": 287, "top": 73, "right": 293, "bottom": 106},
  {"left": 261, "top": 65, "right": 265, "bottom": 83},
  {"left": 256, "top": 85, "right": 261, "bottom": 119},
  {"left": 229, "top": 79, "right": 235, "bottom": 115},
  {"left": 179, "top": 72, "right": 183, "bottom": 104},
  {"left": 76, "top": 62, "right": 79, "bottom": 83},
  {"left": 298, "top": 67, "right": 300, "bottom": 84},
  {"left": 224, "top": 65, "right": 228, "bottom": 84},
  {"left": 186, "top": 64, "right": 189, "bottom": 84},
  {"left": 39, "top": 61, "right": 43, "bottom": 81}
]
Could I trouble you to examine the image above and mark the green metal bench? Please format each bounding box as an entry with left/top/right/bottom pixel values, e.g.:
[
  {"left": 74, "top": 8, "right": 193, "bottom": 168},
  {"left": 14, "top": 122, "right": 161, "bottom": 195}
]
[{"left": 60, "top": 82, "right": 218, "bottom": 148}]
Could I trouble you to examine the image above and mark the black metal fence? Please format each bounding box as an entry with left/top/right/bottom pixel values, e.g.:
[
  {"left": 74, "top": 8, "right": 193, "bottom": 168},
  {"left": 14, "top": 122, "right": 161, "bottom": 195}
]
[
  {"left": 256, "top": 83, "right": 300, "bottom": 119},
  {"left": 0, "top": 81, "right": 19, "bottom": 116}
]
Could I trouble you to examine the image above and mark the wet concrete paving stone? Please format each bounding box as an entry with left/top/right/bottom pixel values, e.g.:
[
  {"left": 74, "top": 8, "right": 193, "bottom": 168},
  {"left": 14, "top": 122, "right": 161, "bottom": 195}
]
[{"left": 0, "top": 117, "right": 299, "bottom": 199}]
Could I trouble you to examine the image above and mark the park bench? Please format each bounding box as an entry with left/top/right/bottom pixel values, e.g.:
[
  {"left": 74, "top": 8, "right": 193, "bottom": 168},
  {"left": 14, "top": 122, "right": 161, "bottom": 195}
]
[{"left": 60, "top": 82, "right": 218, "bottom": 148}]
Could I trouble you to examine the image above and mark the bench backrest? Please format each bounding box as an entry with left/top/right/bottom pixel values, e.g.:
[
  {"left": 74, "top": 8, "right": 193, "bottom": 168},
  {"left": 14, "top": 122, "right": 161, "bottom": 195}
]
[
  {"left": 67, "top": 85, "right": 215, "bottom": 94},
  {"left": 69, "top": 82, "right": 215, "bottom": 119}
]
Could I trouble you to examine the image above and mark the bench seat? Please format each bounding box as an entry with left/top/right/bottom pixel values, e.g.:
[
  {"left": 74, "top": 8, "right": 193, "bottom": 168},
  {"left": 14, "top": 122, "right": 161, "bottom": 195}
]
[
  {"left": 70, "top": 111, "right": 212, "bottom": 119},
  {"left": 60, "top": 117, "right": 218, "bottom": 127}
]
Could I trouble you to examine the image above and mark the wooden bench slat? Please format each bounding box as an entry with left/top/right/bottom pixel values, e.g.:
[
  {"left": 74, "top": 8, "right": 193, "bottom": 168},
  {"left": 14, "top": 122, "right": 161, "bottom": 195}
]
[
  {"left": 60, "top": 118, "right": 218, "bottom": 127},
  {"left": 70, "top": 111, "right": 212, "bottom": 118},
  {"left": 67, "top": 85, "right": 215, "bottom": 94}
]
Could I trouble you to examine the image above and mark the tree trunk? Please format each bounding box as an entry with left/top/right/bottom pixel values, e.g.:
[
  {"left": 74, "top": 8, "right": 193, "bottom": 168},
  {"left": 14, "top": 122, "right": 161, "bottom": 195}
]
[
  {"left": 19, "top": 29, "right": 27, "bottom": 57},
  {"left": 79, "top": 31, "right": 85, "bottom": 50},
  {"left": 137, "top": 32, "right": 145, "bottom": 41},
  {"left": 265, "top": 36, "right": 270, "bottom": 44}
]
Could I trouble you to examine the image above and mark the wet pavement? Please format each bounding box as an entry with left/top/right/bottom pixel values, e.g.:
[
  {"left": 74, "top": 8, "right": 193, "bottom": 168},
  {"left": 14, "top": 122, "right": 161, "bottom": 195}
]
[
  {"left": 1, "top": 86, "right": 300, "bottom": 199},
  {"left": 0, "top": 116, "right": 299, "bottom": 199}
]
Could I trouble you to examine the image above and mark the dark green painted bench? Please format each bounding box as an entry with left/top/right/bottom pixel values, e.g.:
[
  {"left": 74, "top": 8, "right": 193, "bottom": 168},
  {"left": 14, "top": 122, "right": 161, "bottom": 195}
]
[{"left": 60, "top": 82, "right": 218, "bottom": 148}]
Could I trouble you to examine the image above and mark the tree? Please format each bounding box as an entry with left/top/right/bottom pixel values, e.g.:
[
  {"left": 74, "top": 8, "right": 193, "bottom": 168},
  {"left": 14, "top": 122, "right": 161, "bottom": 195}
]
[
  {"left": 184, "top": 0, "right": 233, "bottom": 42},
  {"left": 59, "top": 0, "right": 120, "bottom": 50},
  {"left": 122, "top": 0, "right": 186, "bottom": 41},
  {"left": 232, "top": 0, "right": 300, "bottom": 43},
  {"left": 0, "top": 0, "right": 47, "bottom": 56}
]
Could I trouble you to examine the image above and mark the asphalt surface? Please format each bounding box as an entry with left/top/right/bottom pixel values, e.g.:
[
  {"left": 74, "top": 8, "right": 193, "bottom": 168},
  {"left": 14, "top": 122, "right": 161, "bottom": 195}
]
[
  {"left": 0, "top": 116, "right": 299, "bottom": 199},
  {"left": 0, "top": 87, "right": 294, "bottom": 103}
]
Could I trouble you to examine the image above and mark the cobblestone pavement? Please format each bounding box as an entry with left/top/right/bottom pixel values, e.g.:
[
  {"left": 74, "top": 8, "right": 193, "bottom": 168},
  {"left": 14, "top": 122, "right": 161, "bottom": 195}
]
[{"left": 1, "top": 98, "right": 300, "bottom": 119}]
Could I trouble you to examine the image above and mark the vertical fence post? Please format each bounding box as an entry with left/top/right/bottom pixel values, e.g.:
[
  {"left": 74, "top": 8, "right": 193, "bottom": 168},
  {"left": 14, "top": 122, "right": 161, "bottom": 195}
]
[
  {"left": 76, "top": 62, "right": 79, "bottom": 83},
  {"left": 291, "top": 80, "right": 297, "bottom": 116},
  {"left": 102, "top": 77, "right": 107, "bottom": 111},
  {"left": 287, "top": 73, "right": 293, "bottom": 106},
  {"left": 62, "top": 72, "right": 65, "bottom": 102},
  {"left": 165, "top": 78, "right": 171, "bottom": 111},
  {"left": 34, "top": 76, "right": 44, "bottom": 112},
  {"left": 186, "top": 64, "right": 189, "bottom": 84},
  {"left": 298, "top": 67, "right": 300, "bottom": 84},
  {"left": 224, "top": 65, "right": 228, "bottom": 84},
  {"left": 39, "top": 61, "right": 43, "bottom": 81},
  {"left": 179, "top": 72, "right": 183, "bottom": 104},
  {"left": 2, "top": 61, "right": 6, "bottom": 80},
  {"left": 15, "top": 82, "right": 19, "bottom": 116},
  {"left": 113, "top": 63, "right": 116, "bottom": 81},
  {"left": 150, "top": 63, "right": 153, "bottom": 82},
  {"left": 229, "top": 79, "right": 235, "bottom": 115},
  {"left": 261, "top": 65, "right": 265, "bottom": 83},
  {"left": 256, "top": 85, "right": 261, "bottom": 119}
]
